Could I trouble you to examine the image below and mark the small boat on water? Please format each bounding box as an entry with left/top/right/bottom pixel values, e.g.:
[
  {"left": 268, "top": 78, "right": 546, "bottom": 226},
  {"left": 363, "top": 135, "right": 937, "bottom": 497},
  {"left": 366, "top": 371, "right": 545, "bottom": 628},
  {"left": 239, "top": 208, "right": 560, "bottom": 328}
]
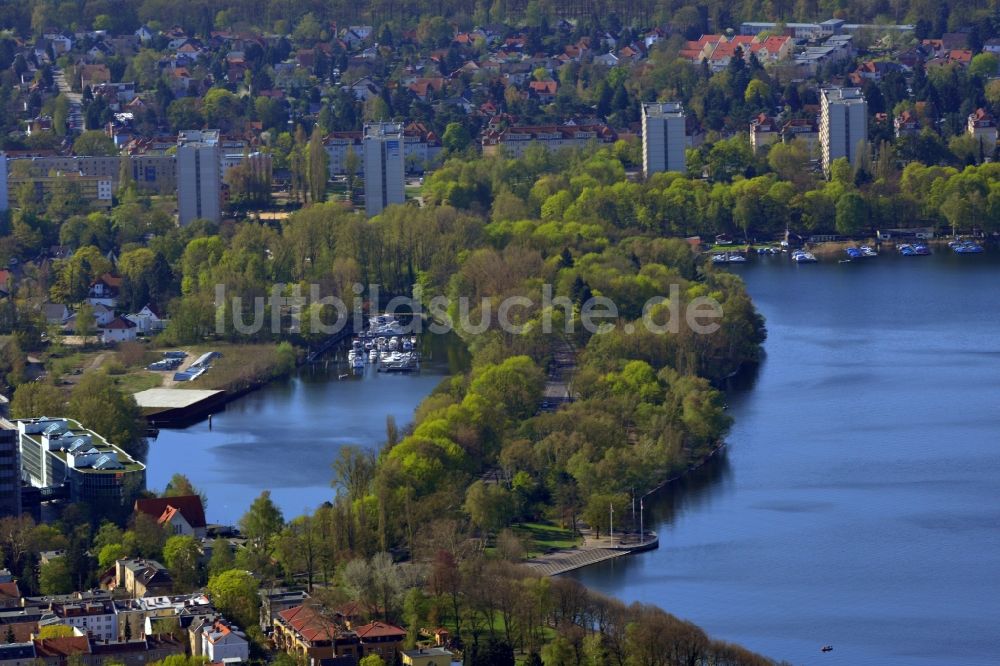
[
  {"left": 898, "top": 244, "right": 917, "bottom": 256},
  {"left": 913, "top": 243, "right": 931, "bottom": 255},
  {"left": 860, "top": 245, "right": 877, "bottom": 257},
  {"left": 792, "top": 250, "right": 817, "bottom": 263},
  {"left": 712, "top": 252, "right": 747, "bottom": 264},
  {"left": 951, "top": 240, "right": 984, "bottom": 254},
  {"left": 821, "top": 645, "right": 833, "bottom": 653},
  {"left": 369, "top": 349, "right": 378, "bottom": 361},
  {"left": 845, "top": 247, "right": 863, "bottom": 259}
]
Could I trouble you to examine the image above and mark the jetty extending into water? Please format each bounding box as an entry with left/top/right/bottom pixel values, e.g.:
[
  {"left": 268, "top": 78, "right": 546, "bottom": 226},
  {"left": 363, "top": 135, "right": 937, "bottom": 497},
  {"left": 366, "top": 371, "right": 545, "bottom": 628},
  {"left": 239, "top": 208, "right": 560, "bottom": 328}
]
[{"left": 524, "top": 531, "right": 660, "bottom": 576}]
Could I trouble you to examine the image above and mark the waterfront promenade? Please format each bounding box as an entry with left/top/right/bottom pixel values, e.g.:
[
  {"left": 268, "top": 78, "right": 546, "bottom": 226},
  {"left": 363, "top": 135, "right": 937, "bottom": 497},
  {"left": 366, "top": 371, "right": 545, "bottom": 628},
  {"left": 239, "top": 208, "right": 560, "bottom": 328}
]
[{"left": 524, "top": 531, "right": 659, "bottom": 576}]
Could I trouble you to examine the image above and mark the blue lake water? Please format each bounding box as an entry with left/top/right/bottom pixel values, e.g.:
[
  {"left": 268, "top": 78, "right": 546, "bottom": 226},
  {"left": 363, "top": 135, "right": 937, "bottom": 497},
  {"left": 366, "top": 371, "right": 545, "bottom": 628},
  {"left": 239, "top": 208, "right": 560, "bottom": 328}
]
[{"left": 569, "top": 250, "right": 1000, "bottom": 666}]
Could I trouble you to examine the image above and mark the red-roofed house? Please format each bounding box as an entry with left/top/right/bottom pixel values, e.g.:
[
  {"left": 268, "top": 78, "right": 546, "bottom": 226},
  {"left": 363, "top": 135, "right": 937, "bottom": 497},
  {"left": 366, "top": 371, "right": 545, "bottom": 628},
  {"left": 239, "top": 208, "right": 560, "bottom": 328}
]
[
  {"left": 273, "top": 605, "right": 361, "bottom": 662},
  {"left": 0, "top": 580, "right": 21, "bottom": 608},
  {"left": 968, "top": 108, "right": 998, "bottom": 145},
  {"left": 894, "top": 110, "right": 920, "bottom": 138},
  {"left": 528, "top": 80, "right": 558, "bottom": 102},
  {"left": 101, "top": 316, "right": 138, "bottom": 344},
  {"left": 134, "top": 496, "right": 207, "bottom": 538},
  {"left": 33, "top": 636, "right": 91, "bottom": 663},
  {"left": 749, "top": 113, "right": 779, "bottom": 152},
  {"left": 948, "top": 49, "right": 973, "bottom": 65},
  {"left": 354, "top": 621, "right": 407, "bottom": 661},
  {"left": 87, "top": 273, "right": 122, "bottom": 308}
]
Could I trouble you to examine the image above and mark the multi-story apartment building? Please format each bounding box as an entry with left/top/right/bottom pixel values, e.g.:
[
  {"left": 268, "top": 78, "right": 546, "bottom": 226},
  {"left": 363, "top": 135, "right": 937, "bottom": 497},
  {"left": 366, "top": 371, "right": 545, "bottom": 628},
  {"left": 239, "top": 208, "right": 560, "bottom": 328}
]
[
  {"left": 362, "top": 123, "right": 405, "bottom": 217},
  {"left": 481, "top": 123, "right": 618, "bottom": 158},
  {"left": 641, "top": 102, "right": 687, "bottom": 176},
  {"left": 176, "top": 130, "right": 221, "bottom": 225},
  {"left": 820, "top": 87, "right": 868, "bottom": 173}
]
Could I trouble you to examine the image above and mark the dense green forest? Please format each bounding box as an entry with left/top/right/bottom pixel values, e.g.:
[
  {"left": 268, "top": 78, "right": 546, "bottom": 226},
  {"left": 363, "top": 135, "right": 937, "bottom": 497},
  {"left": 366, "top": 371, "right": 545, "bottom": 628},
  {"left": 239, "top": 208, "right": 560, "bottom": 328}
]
[{"left": 4, "top": 0, "right": 995, "bottom": 37}]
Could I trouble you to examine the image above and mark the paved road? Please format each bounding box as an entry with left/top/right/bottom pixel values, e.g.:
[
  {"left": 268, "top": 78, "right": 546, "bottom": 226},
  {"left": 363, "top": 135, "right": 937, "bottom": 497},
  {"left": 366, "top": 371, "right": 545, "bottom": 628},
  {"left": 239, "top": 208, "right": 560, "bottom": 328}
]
[
  {"left": 541, "top": 336, "right": 576, "bottom": 409},
  {"left": 53, "top": 68, "right": 84, "bottom": 132}
]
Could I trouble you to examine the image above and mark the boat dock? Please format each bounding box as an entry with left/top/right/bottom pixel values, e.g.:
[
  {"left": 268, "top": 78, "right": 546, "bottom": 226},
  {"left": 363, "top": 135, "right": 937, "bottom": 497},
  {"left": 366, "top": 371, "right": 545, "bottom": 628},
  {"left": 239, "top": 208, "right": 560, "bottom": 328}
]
[{"left": 133, "top": 388, "right": 228, "bottom": 427}]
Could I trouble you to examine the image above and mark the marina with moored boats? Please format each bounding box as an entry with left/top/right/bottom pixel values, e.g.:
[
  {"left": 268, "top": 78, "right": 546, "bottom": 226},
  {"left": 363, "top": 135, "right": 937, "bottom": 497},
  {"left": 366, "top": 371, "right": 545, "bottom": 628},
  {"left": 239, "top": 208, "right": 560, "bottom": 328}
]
[{"left": 345, "top": 314, "right": 422, "bottom": 373}]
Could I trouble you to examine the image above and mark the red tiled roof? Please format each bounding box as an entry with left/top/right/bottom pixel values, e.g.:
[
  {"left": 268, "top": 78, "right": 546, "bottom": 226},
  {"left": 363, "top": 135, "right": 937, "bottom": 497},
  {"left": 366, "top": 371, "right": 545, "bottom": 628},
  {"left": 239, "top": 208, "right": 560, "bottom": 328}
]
[
  {"left": 529, "top": 80, "right": 557, "bottom": 94},
  {"left": 4, "top": 622, "right": 36, "bottom": 642},
  {"left": 0, "top": 581, "right": 21, "bottom": 599},
  {"left": 135, "top": 495, "right": 207, "bottom": 529},
  {"left": 278, "top": 605, "right": 342, "bottom": 643},
  {"left": 354, "top": 621, "right": 406, "bottom": 639},
  {"left": 95, "top": 273, "right": 122, "bottom": 288},
  {"left": 34, "top": 637, "right": 91, "bottom": 657}
]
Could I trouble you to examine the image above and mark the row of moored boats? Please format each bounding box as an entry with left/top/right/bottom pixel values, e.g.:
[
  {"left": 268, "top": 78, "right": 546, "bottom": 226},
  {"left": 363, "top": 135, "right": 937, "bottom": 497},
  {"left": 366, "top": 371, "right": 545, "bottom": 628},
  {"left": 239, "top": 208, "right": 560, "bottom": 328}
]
[
  {"left": 714, "top": 240, "right": 986, "bottom": 265},
  {"left": 346, "top": 315, "right": 420, "bottom": 372}
]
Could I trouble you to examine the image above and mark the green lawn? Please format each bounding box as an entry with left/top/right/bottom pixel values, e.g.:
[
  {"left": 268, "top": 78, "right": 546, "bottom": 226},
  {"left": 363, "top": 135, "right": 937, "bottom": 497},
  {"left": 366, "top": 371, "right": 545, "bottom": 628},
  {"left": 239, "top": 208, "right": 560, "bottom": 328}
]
[
  {"left": 111, "top": 371, "right": 163, "bottom": 394},
  {"left": 512, "top": 521, "right": 581, "bottom": 558}
]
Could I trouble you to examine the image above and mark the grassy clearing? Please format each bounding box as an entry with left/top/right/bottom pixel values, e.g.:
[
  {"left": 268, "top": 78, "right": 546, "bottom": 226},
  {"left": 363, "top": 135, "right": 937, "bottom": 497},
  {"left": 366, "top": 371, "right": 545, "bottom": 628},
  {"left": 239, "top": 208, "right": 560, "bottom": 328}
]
[
  {"left": 173, "top": 342, "right": 296, "bottom": 392},
  {"left": 110, "top": 371, "right": 163, "bottom": 394},
  {"left": 512, "top": 521, "right": 581, "bottom": 558}
]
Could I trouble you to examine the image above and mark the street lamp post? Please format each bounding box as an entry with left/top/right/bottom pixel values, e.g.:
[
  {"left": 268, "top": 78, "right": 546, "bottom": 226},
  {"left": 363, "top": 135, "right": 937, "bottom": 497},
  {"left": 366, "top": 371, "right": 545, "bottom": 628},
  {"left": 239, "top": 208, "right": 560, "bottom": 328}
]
[{"left": 609, "top": 502, "right": 614, "bottom": 546}]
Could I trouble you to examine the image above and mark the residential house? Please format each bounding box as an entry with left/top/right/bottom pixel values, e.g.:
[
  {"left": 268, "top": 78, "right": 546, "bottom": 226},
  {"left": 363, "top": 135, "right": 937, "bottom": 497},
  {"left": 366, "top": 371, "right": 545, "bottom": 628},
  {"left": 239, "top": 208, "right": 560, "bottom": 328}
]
[
  {"left": 81, "top": 302, "right": 115, "bottom": 328},
  {"left": 135, "top": 26, "right": 154, "bottom": 43},
  {"left": 259, "top": 589, "right": 309, "bottom": 631},
  {"left": 44, "top": 33, "right": 73, "bottom": 54},
  {"left": 31, "top": 636, "right": 90, "bottom": 665},
  {"left": 125, "top": 304, "right": 168, "bottom": 334},
  {"left": 984, "top": 38, "right": 1000, "bottom": 54},
  {"left": 0, "top": 577, "right": 22, "bottom": 609},
  {"left": 0, "top": 642, "right": 35, "bottom": 665},
  {"left": 111, "top": 559, "right": 173, "bottom": 598},
  {"left": 355, "top": 621, "right": 407, "bottom": 662},
  {"left": 80, "top": 63, "right": 111, "bottom": 90},
  {"left": 407, "top": 77, "right": 444, "bottom": 101},
  {"left": 100, "top": 316, "right": 138, "bottom": 344},
  {"left": 967, "top": 108, "right": 998, "bottom": 145},
  {"left": 273, "top": 604, "right": 361, "bottom": 663},
  {"left": 782, "top": 117, "right": 820, "bottom": 155},
  {"left": 528, "top": 80, "right": 558, "bottom": 103},
  {"left": 41, "top": 303, "right": 72, "bottom": 327},
  {"left": 89, "top": 635, "right": 187, "bottom": 665},
  {"left": 86, "top": 274, "right": 121, "bottom": 308},
  {"left": 749, "top": 113, "right": 780, "bottom": 152},
  {"left": 134, "top": 495, "right": 208, "bottom": 538},
  {"left": 48, "top": 600, "right": 118, "bottom": 641},
  {"left": 402, "top": 646, "right": 456, "bottom": 666},
  {"left": 894, "top": 110, "right": 920, "bottom": 138},
  {"left": 201, "top": 617, "right": 249, "bottom": 663},
  {"left": 343, "top": 77, "right": 381, "bottom": 102},
  {"left": 593, "top": 52, "right": 619, "bottom": 67},
  {"left": 849, "top": 60, "right": 905, "bottom": 85}
]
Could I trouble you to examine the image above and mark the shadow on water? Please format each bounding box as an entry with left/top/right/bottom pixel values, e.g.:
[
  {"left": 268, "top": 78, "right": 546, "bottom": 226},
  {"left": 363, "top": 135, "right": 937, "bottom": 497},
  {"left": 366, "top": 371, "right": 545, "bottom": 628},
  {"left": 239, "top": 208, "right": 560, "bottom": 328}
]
[
  {"left": 644, "top": 446, "right": 734, "bottom": 527},
  {"left": 643, "top": 357, "right": 763, "bottom": 526}
]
